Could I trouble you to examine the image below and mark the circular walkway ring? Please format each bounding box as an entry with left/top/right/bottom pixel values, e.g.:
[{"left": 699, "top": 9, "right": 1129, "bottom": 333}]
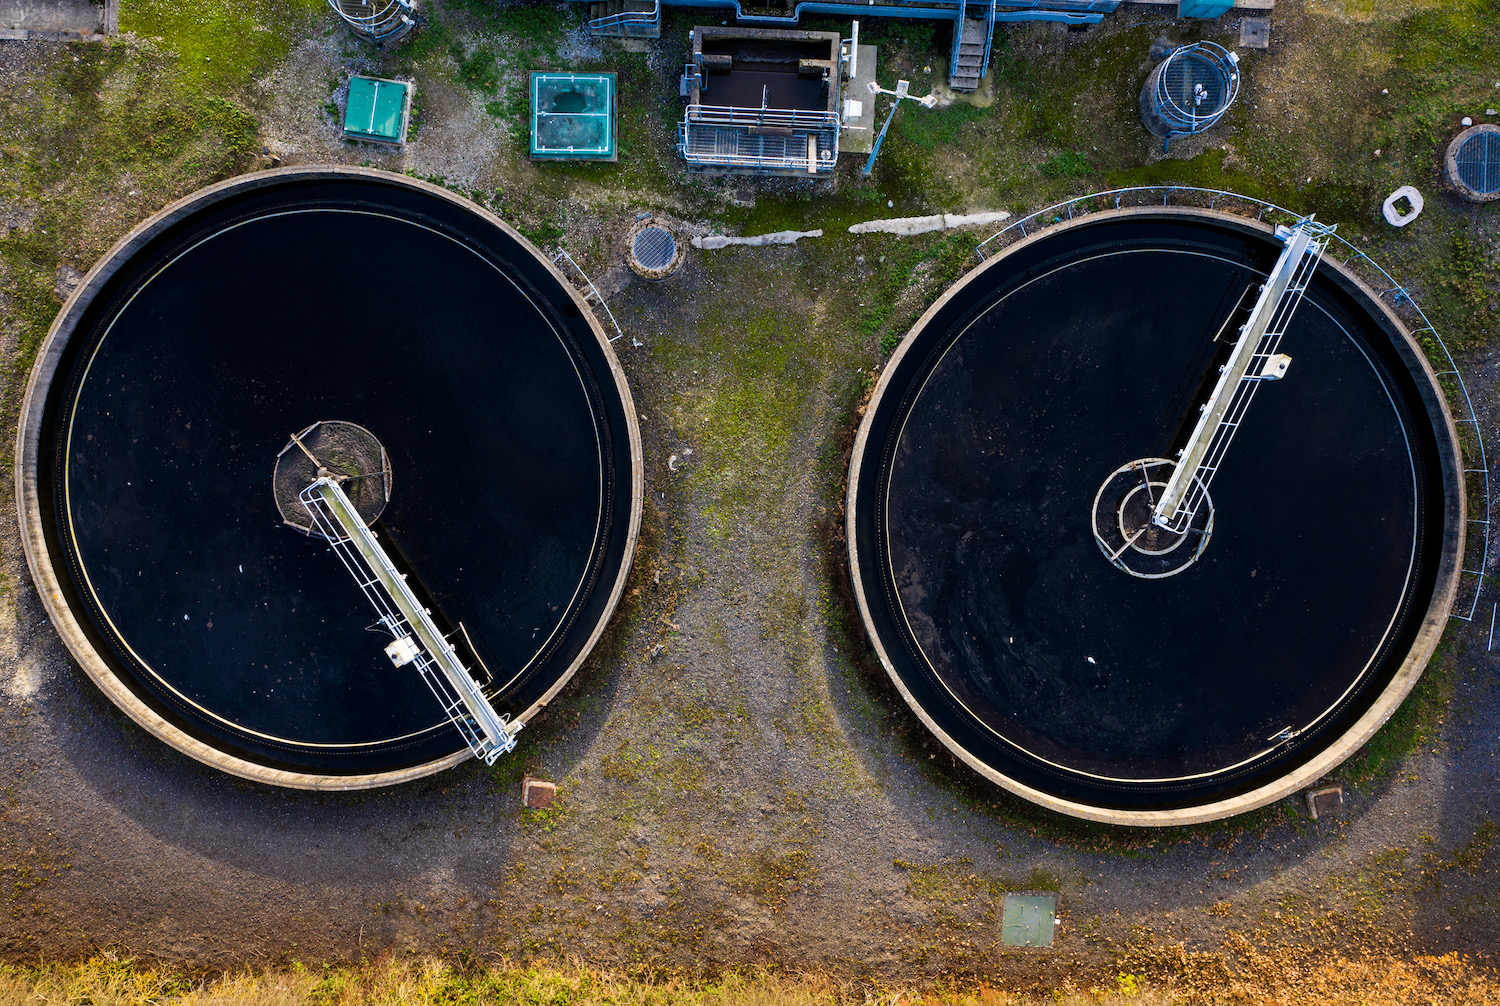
[{"left": 16, "top": 166, "right": 644, "bottom": 791}]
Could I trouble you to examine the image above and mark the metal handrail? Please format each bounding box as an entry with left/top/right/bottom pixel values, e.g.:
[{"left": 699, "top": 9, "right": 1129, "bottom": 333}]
[
  {"left": 685, "top": 103, "right": 842, "bottom": 129},
  {"left": 298, "top": 478, "right": 518, "bottom": 764},
  {"left": 975, "top": 185, "right": 1492, "bottom": 622},
  {"left": 585, "top": 0, "right": 659, "bottom": 33},
  {"left": 981, "top": 0, "right": 999, "bottom": 79},
  {"left": 1151, "top": 41, "right": 1240, "bottom": 144},
  {"left": 949, "top": 0, "right": 969, "bottom": 81},
  {"left": 640, "top": 0, "right": 1102, "bottom": 28},
  {"left": 327, "top": 0, "right": 413, "bottom": 38},
  {"left": 678, "top": 122, "right": 838, "bottom": 172},
  {"left": 553, "top": 248, "right": 627, "bottom": 344}
]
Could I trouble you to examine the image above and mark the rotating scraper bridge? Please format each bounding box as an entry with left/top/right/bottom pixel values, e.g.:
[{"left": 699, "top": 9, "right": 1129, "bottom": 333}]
[{"left": 977, "top": 185, "right": 1490, "bottom": 627}]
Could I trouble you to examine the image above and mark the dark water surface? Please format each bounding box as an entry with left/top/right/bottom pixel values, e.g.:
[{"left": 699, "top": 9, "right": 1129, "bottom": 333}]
[
  {"left": 852, "top": 216, "right": 1450, "bottom": 810},
  {"left": 41, "top": 177, "right": 635, "bottom": 775}
]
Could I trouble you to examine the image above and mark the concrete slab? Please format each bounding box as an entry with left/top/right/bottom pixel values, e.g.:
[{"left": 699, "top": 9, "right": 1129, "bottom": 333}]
[
  {"left": 1239, "top": 17, "right": 1270, "bottom": 49},
  {"left": 0, "top": 0, "right": 107, "bottom": 39},
  {"left": 841, "top": 43, "right": 877, "bottom": 156},
  {"left": 1001, "top": 894, "right": 1058, "bottom": 947}
]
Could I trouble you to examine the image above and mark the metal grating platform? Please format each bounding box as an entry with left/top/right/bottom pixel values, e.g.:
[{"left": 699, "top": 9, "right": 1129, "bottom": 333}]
[
  {"left": 1456, "top": 129, "right": 1500, "bottom": 196},
  {"left": 680, "top": 122, "right": 836, "bottom": 173},
  {"left": 632, "top": 226, "right": 676, "bottom": 272}
]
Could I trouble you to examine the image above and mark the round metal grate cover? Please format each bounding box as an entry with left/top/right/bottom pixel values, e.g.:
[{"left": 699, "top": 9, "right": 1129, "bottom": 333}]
[
  {"left": 632, "top": 226, "right": 677, "bottom": 272},
  {"left": 1456, "top": 129, "right": 1500, "bottom": 195},
  {"left": 1162, "top": 54, "right": 1229, "bottom": 117}
]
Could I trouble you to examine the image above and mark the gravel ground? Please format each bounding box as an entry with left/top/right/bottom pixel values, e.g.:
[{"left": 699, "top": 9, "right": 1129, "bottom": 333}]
[{"left": 0, "top": 0, "right": 1497, "bottom": 989}]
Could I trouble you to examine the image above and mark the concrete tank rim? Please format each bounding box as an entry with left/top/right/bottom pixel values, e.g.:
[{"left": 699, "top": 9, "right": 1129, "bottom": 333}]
[
  {"left": 15, "top": 165, "right": 644, "bottom": 791},
  {"left": 845, "top": 204, "right": 1465, "bottom": 827}
]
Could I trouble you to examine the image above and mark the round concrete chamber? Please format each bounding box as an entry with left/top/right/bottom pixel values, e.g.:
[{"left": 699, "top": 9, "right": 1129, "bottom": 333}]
[
  {"left": 847, "top": 208, "right": 1463, "bottom": 825},
  {"left": 18, "top": 168, "right": 642, "bottom": 789}
]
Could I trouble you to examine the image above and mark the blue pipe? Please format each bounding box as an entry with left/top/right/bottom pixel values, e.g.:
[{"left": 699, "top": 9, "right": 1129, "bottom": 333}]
[{"left": 862, "top": 95, "right": 905, "bottom": 176}]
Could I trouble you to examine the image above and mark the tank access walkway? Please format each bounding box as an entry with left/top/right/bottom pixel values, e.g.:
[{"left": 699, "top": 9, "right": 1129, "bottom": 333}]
[
  {"left": 299, "top": 477, "right": 520, "bottom": 765},
  {"left": 1152, "top": 216, "right": 1333, "bottom": 534}
]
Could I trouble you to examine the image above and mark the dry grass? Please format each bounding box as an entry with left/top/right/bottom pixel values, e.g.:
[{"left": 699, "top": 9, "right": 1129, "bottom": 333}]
[{"left": 0, "top": 952, "right": 1497, "bottom": 1006}]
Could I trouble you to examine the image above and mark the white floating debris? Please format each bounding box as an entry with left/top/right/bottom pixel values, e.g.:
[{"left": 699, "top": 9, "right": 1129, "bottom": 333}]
[{"left": 1086, "top": 655, "right": 1097, "bottom": 664}]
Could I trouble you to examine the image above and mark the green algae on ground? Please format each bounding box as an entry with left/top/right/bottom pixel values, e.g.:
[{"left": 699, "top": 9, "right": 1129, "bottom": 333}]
[{"left": 120, "top": 0, "right": 329, "bottom": 88}]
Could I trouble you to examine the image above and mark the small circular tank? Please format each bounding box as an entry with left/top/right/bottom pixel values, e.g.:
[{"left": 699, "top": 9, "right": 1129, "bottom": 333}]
[{"left": 1140, "top": 42, "right": 1241, "bottom": 146}]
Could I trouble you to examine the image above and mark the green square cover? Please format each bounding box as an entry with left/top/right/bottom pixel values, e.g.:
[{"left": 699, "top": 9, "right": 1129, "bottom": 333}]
[
  {"left": 1000, "top": 894, "right": 1057, "bottom": 947},
  {"left": 344, "top": 77, "right": 407, "bottom": 142},
  {"left": 530, "top": 72, "right": 616, "bottom": 160}
]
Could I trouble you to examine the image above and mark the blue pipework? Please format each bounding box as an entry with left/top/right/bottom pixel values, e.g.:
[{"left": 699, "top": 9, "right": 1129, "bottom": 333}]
[{"left": 653, "top": 0, "right": 1108, "bottom": 27}]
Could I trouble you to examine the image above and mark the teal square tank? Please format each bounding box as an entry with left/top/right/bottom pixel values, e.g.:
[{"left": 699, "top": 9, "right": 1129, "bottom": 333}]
[{"left": 531, "top": 72, "right": 616, "bottom": 161}]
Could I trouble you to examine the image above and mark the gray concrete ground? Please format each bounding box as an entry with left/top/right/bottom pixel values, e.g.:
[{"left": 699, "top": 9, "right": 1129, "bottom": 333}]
[{"left": 0, "top": 0, "right": 107, "bottom": 39}]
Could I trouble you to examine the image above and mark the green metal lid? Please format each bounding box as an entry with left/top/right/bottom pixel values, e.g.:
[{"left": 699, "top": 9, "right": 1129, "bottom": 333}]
[
  {"left": 1000, "top": 894, "right": 1057, "bottom": 947},
  {"left": 344, "top": 76, "right": 411, "bottom": 144}
]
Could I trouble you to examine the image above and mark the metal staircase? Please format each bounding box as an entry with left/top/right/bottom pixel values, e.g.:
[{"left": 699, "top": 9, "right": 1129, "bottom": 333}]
[
  {"left": 949, "top": 2, "right": 988, "bottom": 91},
  {"left": 328, "top": 0, "right": 416, "bottom": 44}
]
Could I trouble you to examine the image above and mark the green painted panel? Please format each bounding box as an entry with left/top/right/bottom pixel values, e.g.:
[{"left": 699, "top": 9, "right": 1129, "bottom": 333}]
[
  {"left": 1000, "top": 894, "right": 1057, "bottom": 947},
  {"left": 343, "top": 76, "right": 409, "bottom": 143},
  {"left": 1179, "top": 0, "right": 1234, "bottom": 16}
]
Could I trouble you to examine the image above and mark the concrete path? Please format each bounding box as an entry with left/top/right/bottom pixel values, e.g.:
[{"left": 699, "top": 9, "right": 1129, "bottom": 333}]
[{"left": 0, "top": 0, "right": 111, "bottom": 39}]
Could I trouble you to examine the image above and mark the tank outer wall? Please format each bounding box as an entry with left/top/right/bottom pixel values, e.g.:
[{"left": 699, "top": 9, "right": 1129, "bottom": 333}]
[
  {"left": 845, "top": 206, "right": 1465, "bottom": 827},
  {"left": 1138, "top": 61, "right": 1174, "bottom": 139},
  {"left": 15, "top": 166, "right": 644, "bottom": 791}
]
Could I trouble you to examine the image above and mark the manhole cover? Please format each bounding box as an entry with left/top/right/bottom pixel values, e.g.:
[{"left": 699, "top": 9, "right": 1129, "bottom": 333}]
[
  {"left": 1001, "top": 894, "right": 1057, "bottom": 947},
  {"left": 1448, "top": 124, "right": 1500, "bottom": 202},
  {"left": 626, "top": 218, "right": 685, "bottom": 279},
  {"left": 633, "top": 226, "right": 676, "bottom": 271}
]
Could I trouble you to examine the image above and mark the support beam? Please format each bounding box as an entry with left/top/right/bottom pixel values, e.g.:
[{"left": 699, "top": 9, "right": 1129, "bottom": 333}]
[{"left": 301, "top": 477, "right": 519, "bottom": 764}]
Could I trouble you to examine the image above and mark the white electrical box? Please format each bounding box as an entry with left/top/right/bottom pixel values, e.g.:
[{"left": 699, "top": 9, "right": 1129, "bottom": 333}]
[{"left": 384, "top": 636, "right": 421, "bottom": 667}]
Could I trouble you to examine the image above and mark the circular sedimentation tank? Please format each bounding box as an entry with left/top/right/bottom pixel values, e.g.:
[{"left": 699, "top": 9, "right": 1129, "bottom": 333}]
[
  {"left": 847, "top": 208, "right": 1463, "bottom": 826},
  {"left": 1445, "top": 124, "right": 1500, "bottom": 203},
  {"left": 19, "top": 168, "right": 642, "bottom": 789}
]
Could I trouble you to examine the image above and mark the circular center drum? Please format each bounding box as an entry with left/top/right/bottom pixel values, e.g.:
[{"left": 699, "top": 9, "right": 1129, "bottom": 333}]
[
  {"left": 19, "top": 168, "right": 641, "bottom": 788},
  {"left": 847, "top": 209, "right": 1462, "bottom": 824}
]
